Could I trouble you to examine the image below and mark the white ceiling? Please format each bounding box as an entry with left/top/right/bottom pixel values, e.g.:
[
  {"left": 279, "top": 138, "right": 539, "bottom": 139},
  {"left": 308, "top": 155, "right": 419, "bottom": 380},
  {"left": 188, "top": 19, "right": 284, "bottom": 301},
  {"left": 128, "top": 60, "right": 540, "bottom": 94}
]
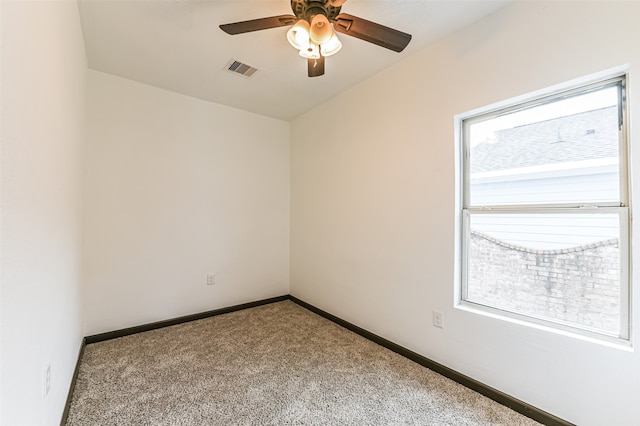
[{"left": 79, "top": 0, "right": 510, "bottom": 121}]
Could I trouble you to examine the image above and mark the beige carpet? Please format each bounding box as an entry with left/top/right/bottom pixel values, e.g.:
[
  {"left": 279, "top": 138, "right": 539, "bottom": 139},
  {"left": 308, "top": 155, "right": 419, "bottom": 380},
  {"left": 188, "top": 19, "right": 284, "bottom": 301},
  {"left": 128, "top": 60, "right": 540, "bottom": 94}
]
[{"left": 66, "top": 300, "right": 541, "bottom": 425}]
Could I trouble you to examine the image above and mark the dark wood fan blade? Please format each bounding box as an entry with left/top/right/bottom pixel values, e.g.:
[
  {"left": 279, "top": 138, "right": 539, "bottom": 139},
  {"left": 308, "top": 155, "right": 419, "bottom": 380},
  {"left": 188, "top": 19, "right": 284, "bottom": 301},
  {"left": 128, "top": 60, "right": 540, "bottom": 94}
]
[
  {"left": 308, "top": 56, "right": 325, "bottom": 77},
  {"left": 332, "top": 13, "right": 411, "bottom": 52},
  {"left": 220, "top": 15, "right": 297, "bottom": 35}
]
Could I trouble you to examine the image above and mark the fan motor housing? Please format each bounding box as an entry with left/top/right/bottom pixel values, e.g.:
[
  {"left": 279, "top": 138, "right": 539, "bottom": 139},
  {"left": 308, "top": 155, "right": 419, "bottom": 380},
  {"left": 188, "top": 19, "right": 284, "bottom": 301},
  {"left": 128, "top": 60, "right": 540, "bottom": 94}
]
[{"left": 291, "top": 0, "right": 342, "bottom": 21}]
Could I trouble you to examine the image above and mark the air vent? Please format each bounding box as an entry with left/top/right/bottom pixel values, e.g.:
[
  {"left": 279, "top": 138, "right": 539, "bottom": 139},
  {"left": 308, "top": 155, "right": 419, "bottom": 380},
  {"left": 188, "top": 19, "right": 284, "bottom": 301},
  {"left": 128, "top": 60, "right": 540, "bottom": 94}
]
[{"left": 225, "top": 59, "right": 258, "bottom": 78}]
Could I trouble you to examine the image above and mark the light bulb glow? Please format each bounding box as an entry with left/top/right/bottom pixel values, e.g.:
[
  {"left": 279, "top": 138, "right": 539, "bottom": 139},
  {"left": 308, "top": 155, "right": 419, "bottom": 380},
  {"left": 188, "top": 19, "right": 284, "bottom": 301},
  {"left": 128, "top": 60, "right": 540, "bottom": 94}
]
[{"left": 287, "top": 20, "right": 311, "bottom": 50}]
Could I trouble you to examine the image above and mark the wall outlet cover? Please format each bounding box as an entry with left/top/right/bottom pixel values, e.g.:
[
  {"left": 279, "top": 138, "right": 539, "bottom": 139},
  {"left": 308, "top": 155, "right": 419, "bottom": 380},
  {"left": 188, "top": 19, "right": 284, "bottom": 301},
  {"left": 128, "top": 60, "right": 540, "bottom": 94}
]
[
  {"left": 433, "top": 311, "right": 444, "bottom": 329},
  {"left": 207, "top": 274, "right": 216, "bottom": 286}
]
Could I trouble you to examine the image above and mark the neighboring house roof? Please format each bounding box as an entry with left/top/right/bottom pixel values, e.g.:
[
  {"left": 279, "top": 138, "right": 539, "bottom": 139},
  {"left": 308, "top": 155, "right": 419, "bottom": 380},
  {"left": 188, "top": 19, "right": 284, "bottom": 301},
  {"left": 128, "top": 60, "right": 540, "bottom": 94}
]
[{"left": 471, "top": 106, "right": 619, "bottom": 173}]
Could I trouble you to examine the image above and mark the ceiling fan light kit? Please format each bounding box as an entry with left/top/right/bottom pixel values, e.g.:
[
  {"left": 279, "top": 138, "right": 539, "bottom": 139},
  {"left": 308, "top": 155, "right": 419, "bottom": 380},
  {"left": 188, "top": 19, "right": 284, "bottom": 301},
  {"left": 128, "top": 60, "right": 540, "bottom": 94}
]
[
  {"left": 288, "top": 14, "right": 342, "bottom": 60},
  {"left": 285, "top": 17, "right": 339, "bottom": 60},
  {"left": 220, "top": 0, "right": 412, "bottom": 77}
]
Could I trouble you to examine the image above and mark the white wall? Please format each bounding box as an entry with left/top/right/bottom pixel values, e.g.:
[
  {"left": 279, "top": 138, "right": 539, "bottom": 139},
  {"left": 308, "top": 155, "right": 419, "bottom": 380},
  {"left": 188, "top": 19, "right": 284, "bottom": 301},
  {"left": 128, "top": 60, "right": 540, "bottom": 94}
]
[
  {"left": 84, "top": 71, "right": 290, "bottom": 335},
  {"left": 290, "top": 2, "right": 640, "bottom": 425},
  {"left": 1, "top": 1, "right": 87, "bottom": 425}
]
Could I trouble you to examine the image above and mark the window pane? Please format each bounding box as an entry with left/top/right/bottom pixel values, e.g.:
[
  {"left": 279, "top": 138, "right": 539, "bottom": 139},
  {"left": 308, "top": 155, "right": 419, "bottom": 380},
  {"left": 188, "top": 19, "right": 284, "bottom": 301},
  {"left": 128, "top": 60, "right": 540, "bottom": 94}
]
[
  {"left": 466, "top": 212, "right": 621, "bottom": 335},
  {"left": 469, "top": 85, "right": 620, "bottom": 206}
]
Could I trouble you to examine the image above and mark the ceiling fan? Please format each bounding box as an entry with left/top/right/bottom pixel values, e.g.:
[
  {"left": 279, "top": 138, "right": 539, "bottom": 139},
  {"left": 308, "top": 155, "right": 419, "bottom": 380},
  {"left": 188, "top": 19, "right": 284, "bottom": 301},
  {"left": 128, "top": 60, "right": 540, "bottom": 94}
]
[{"left": 220, "top": 0, "right": 412, "bottom": 77}]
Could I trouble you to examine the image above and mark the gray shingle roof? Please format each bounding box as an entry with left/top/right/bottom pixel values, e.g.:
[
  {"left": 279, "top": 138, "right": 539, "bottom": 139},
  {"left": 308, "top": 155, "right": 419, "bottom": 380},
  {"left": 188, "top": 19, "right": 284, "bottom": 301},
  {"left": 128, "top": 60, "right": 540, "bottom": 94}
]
[{"left": 471, "top": 106, "right": 618, "bottom": 173}]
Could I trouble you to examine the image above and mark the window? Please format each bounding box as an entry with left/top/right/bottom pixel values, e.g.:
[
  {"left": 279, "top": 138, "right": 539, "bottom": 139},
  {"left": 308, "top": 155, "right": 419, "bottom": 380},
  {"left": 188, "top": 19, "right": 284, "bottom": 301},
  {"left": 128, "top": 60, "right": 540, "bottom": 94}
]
[{"left": 458, "top": 74, "right": 630, "bottom": 343}]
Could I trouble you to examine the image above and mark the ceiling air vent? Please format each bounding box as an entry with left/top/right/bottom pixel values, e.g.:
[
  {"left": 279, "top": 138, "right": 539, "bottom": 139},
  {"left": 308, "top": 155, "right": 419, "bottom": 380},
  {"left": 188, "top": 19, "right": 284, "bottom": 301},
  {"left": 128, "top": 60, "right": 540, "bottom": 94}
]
[{"left": 225, "top": 59, "right": 258, "bottom": 78}]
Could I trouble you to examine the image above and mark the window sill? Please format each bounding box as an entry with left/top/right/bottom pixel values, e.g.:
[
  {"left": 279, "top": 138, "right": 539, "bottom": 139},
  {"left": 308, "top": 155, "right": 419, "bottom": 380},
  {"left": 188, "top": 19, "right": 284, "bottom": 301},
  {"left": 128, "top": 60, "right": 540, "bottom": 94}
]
[{"left": 455, "top": 301, "right": 633, "bottom": 352}]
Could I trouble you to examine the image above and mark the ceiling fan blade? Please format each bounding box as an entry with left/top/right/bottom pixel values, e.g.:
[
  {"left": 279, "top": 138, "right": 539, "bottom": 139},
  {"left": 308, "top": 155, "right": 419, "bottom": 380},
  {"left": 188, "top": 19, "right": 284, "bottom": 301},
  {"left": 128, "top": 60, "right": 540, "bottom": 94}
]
[
  {"left": 332, "top": 13, "right": 411, "bottom": 52},
  {"left": 220, "top": 15, "right": 297, "bottom": 35},
  {"left": 308, "top": 56, "right": 325, "bottom": 77}
]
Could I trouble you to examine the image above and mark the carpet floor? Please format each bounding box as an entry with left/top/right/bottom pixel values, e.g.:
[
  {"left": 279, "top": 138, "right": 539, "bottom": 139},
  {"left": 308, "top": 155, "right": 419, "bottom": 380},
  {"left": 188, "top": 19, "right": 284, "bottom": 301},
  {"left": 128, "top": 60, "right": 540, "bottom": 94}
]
[{"left": 66, "top": 300, "right": 541, "bottom": 425}]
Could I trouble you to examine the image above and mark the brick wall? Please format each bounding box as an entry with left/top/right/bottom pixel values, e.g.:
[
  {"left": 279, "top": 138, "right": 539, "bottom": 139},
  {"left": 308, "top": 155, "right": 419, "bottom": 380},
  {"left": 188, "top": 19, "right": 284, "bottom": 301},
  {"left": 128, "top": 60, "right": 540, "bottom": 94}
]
[{"left": 468, "top": 231, "right": 620, "bottom": 334}]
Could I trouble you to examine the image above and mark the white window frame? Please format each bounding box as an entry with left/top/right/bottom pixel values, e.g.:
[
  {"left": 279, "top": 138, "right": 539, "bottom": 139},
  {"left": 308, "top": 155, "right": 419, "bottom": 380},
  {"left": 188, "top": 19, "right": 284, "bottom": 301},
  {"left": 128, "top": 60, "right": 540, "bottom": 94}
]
[{"left": 456, "top": 71, "right": 631, "bottom": 345}]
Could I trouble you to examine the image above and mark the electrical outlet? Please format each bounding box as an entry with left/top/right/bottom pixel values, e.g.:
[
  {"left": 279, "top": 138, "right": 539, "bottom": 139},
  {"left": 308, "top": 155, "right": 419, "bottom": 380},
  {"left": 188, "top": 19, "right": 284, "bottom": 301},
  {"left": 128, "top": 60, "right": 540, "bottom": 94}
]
[
  {"left": 433, "top": 311, "right": 444, "bottom": 329},
  {"left": 207, "top": 274, "right": 216, "bottom": 286},
  {"left": 44, "top": 364, "right": 51, "bottom": 399}
]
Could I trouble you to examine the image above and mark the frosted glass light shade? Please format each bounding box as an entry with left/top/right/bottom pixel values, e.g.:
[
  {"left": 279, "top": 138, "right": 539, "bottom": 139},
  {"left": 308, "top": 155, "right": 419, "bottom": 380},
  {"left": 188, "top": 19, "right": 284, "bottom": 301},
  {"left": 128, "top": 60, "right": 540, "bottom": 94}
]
[
  {"left": 287, "top": 20, "right": 311, "bottom": 50},
  {"left": 320, "top": 33, "right": 342, "bottom": 57},
  {"left": 309, "top": 14, "right": 332, "bottom": 44}
]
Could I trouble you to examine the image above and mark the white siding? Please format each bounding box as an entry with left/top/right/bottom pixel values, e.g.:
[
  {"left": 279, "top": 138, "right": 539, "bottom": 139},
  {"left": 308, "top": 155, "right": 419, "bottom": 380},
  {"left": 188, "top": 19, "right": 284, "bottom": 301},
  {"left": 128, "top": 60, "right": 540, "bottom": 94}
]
[
  {"left": 470, "top": 212, "right": 620, "bottom": 249},
  {"left": 471, "top": 170, "right": 619, "bottom": 206}
]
